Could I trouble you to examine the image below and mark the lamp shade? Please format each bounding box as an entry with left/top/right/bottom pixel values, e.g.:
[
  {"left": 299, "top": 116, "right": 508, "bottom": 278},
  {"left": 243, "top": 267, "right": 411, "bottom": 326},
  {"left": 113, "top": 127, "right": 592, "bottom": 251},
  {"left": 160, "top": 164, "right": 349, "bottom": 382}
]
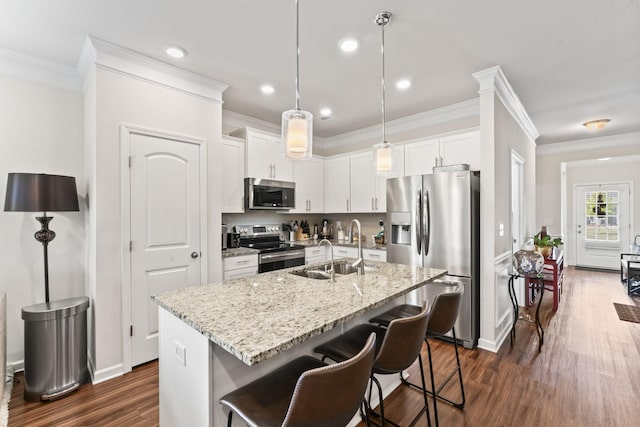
[
  {"left": 4, "top": 173, "right": 79, "bottom": 212},
  {"left": 282, "top": 109, "right": 313, "bottom": 159}
]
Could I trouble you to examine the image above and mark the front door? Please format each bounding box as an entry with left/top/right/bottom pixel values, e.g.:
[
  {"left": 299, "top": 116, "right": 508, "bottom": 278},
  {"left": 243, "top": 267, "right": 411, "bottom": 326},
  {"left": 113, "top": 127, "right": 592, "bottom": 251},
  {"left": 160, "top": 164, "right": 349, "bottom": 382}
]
[
  {"left": 576, "top": 183, "right": 630, "bottom": 270},
  {"left": 129, "top": 132, "right": 202, "bottom": 366}
]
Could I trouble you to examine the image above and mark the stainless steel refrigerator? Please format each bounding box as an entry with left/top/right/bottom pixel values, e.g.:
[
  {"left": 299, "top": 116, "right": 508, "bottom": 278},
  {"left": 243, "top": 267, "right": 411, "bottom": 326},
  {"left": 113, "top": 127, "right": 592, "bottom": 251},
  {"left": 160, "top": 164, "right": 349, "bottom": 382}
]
[{"left": 386, "top": 170, "right": 480, "bottom": 348}]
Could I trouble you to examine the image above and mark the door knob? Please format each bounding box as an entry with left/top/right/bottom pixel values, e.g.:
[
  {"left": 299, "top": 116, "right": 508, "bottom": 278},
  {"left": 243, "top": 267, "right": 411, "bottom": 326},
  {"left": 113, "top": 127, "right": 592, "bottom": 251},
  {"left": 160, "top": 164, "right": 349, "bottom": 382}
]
[{"left": 191, "top": 252, "right": 199, "bottom": 259}]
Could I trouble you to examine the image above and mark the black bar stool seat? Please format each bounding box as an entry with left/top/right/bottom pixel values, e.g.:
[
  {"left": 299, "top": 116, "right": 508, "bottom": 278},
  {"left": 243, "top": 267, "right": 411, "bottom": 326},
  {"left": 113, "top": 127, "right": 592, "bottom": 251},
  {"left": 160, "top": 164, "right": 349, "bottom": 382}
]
[{"left": 220, "top": 333, "right": 376, "bottom": 427}]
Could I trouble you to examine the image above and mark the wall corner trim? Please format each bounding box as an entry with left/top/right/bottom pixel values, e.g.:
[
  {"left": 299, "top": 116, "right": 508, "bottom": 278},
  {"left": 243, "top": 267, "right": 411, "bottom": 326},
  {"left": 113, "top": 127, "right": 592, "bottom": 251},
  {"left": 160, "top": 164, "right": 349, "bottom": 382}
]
[
  {"left": 80, "top": 36, "right": 229, "bottom": 102},
  {"left": 472, "top": 66, "right": 539, "bottom": 143}
]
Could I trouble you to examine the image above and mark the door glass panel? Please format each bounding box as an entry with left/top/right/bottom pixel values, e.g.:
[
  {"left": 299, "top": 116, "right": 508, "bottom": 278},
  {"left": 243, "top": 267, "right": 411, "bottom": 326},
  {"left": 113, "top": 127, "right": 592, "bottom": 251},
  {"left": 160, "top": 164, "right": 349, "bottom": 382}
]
[{"left": 584, "top": 191, "right": 619, "bottom": 242}]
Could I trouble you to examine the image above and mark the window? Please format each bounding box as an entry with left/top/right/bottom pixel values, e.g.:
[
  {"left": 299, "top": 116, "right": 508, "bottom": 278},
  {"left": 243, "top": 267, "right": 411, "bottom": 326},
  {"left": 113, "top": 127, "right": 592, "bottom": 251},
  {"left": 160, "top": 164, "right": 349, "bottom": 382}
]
[{"left": 585, "top": 191, "right": 619, "bottom": 241}]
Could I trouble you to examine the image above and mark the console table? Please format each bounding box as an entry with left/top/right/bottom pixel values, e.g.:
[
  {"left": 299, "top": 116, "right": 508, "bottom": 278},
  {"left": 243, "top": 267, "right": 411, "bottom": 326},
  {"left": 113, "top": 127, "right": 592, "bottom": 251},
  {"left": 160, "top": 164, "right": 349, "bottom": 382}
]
[
  {"left": 620, "top": 253, "right": 640, "bottom": 296},
  {"left": 508, "top": 271, "right": 545, "bottom": 352},
  {"left": 525, "top": 249, "right": 564, "bottom": 311}
]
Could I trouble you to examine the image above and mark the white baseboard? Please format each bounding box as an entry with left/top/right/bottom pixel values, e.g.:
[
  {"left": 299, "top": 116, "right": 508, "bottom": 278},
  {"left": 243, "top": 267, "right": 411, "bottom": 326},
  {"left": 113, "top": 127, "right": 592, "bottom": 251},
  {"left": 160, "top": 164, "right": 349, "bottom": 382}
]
[
  {"left": 7, "top": 359, "right": 24, "bottom": 373},
  {"left": 89, "top": 356, "right": 124, "bottom": 385}
]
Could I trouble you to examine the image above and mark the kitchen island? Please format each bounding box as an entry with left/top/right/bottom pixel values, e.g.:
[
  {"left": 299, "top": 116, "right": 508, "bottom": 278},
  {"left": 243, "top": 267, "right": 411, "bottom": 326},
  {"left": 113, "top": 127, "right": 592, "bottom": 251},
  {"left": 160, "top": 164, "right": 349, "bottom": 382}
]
[{"left": 152, "top": 260, "right": 447, "bottom": 426}]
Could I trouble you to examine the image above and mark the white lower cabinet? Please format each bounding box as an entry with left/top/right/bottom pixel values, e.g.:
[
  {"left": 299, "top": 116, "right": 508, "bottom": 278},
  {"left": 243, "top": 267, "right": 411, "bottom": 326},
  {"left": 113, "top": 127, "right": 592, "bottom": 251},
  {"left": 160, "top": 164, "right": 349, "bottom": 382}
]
[
  {"left": 305, "top": 246, "right": 328, "bottom": 265},
  {"left": 363, "top": 249, "right": 387, "bottom": 262},
  {"left": 223, "top": 254, "right": 258, "bottom": 281},
  {"left": 333, "top": 246, "right": 358, "bottom": 259}
]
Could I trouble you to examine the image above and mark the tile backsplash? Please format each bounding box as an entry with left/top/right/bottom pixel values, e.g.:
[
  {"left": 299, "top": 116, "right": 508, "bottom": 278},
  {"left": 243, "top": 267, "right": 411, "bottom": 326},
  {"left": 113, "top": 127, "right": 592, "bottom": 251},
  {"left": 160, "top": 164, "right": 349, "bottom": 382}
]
[{"left": 222, "top": 212, "right": 385, "bottom": 243}]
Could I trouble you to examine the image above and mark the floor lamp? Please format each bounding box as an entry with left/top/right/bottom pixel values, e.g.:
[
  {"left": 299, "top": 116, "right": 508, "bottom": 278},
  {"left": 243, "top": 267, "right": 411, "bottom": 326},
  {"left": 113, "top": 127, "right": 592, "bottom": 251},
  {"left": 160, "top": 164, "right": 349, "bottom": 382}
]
[{"left": 4, "top": 173, "right": 79, "bottom": 303}]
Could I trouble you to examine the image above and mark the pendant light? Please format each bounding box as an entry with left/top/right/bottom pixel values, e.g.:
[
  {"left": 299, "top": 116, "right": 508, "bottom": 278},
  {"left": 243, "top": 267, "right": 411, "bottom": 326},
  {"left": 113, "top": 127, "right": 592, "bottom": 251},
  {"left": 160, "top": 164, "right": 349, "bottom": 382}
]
[
  {"left": 374, "top": 12, "right": 392, "bottom": 174},
  {"left": 282, "top": 0, "right": 313, "bottom": 159}
]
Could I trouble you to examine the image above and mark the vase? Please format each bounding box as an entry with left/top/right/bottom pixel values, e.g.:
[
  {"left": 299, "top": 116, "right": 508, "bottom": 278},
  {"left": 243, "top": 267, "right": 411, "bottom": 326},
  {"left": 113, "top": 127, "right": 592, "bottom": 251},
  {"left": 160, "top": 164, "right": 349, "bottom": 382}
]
[
  {"left": 537, "top": 246, "right": 553, "bottom": 259},
  {"left": 513, "top": 240, "right": 544, "bottom": 275}
]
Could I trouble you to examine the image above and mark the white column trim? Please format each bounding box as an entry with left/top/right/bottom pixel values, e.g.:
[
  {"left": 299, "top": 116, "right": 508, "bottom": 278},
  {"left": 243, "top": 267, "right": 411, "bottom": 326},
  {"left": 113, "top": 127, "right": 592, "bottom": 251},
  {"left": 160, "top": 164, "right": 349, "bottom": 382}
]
[{"left": 473, "top": 66, "right": 539, "bottom": 142}]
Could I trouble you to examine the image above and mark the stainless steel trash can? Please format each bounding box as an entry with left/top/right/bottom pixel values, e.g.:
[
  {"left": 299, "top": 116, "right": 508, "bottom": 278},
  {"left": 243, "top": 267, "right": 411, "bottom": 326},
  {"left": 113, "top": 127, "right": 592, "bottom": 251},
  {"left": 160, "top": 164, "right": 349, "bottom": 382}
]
[{"left": 21, "top": 296, "right": 90, "bottom": 401}]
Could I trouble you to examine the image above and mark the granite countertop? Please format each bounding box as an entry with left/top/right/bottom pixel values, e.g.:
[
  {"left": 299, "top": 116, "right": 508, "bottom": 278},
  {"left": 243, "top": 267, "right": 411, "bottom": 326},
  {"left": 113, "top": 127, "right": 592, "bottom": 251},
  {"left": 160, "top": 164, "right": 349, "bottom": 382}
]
[
  {"left": 152, "top": 261, "right": 446, "bottom": 366},
  {"left": 221, "top": 247, "right": 259, "bottom": 258}
]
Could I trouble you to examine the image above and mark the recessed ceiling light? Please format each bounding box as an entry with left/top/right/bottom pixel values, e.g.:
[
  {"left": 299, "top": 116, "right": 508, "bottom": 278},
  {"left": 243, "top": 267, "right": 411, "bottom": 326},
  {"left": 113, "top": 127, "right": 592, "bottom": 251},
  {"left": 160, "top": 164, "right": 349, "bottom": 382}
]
[
  {"left": 396, "top": 79, "right": 411, "bottom": 90},
  {"left": 597, "top": 157, "right": 612, "bottom": 161},
  {"left": 260, "top": 84, "right": 275, "bottom": 94},
  {"left": 583, "top": 119, "right": 610, "bottom": 132},
  {"left": 320, "top": 108, "right": 332, "bottom": 117},
  {"left": 165, "top": 46, "right": 186, "bottom": 59},
  {"left": 338, "top": 37, "right": 359, "bottom": 53}
]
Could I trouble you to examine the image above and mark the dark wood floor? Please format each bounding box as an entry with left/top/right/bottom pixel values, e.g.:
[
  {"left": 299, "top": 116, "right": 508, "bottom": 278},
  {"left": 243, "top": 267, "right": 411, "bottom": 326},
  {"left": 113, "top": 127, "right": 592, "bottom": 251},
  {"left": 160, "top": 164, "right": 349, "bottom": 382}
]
[{"left": 9, "top": 267, "right": 640, "bottom": 426}]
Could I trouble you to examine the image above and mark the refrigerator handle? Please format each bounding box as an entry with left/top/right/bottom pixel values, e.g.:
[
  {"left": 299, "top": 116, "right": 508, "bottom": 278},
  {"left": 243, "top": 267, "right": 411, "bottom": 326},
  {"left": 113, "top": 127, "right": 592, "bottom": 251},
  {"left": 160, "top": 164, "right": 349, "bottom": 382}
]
[
  {"left": 424, "top": 190, "right": 431, "bottom": 256},
  {"left": 416, "top": 188, "right": 422, "bottom": 255}
]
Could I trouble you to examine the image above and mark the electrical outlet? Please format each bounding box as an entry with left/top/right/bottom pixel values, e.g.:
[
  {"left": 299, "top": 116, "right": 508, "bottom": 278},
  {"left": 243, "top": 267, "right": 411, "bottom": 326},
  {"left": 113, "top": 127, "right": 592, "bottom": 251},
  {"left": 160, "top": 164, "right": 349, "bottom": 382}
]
[{"left": 174, "top": 340, "right": 186, "bottom": 366}]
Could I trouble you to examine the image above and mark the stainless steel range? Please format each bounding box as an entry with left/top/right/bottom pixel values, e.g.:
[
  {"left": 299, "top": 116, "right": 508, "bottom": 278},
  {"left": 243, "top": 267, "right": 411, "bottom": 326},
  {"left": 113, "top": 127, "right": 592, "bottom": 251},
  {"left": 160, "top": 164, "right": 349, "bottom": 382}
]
[{"left": 236, "top": 224, "right": 305, "bottom": 273}]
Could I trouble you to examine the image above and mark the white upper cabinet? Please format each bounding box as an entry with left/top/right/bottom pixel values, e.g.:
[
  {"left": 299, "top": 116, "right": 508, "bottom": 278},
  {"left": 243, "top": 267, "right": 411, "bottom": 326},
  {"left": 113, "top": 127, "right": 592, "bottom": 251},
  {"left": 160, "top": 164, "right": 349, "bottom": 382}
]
[
  {"left": 404, "top": 130, "right": 480, "bottom": 175},
  {"left": 325, "top": 146, "right": 403, "bottom": 214},
  {"left": 439, "top": 131, "right": 481, "bottom": 171},
  {"left": 349, "top": 151, "right": 376, "bottom": 212},
  {"left": 233, "top": 127, "right": 293, "bottom": 182},
  {"left": 220, "top": 136, "right": 245, "bottom": 213},
  {"left": 291, "top": 156, "right": 324, "bottom": 213},
  {"left": 404, "top": 138, "right": 440, "bottom": 176},
  {"left": 375, "top": 145, "right": 404, "bottom": 212},
  {"left": 324, "top": 156, "right": 350, "bottom": 212}
]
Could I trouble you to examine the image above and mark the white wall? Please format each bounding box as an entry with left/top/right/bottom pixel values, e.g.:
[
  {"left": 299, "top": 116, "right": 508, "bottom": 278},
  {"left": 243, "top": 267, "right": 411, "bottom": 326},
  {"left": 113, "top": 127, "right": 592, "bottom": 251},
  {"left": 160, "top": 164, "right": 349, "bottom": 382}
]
[
  {"left": 86, "top": 66, "right": 223, "bottom": 380},
  {"left": 537, "top": 133, "right": 640, "bottom": 236},
  {"left": 0, "top": 74, "right": 84, "bottom": 368}
]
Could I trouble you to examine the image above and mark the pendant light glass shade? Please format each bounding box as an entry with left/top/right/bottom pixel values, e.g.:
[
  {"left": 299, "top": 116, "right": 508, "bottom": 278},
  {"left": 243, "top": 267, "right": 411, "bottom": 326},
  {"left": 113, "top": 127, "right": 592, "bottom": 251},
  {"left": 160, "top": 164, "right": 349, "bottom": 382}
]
[
  {"left": 282, "top": 109, "right": 313, "bottom": 159},
  {"left": 282, "top": 0, "right": 313, "bottom": 160},
  {"left": 374, "top": 12, "right": 392, "bottom": 174},
  {"left": 374, "top": 141, "right": 392, "bottom": 174}
]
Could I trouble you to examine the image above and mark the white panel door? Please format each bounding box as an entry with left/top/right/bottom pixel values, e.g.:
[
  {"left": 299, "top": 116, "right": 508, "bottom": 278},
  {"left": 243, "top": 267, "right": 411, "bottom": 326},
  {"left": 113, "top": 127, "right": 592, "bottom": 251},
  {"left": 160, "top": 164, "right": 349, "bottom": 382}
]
[
  {"left": 576, "top": 184, "right": 630, "bottom": 270},
  {"left": 130, "top": 133, "right": 201, "bottom": 366}
]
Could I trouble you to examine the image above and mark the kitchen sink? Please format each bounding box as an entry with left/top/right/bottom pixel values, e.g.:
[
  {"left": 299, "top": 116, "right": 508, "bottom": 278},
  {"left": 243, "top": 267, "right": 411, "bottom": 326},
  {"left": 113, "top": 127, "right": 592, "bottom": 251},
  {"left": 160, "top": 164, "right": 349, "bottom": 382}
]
[
  {"left": 289, "top": 261, "right": 378, "bottom": 280},
  {"left": 289, "top": 269, "right": 332, "bottom": 280}
]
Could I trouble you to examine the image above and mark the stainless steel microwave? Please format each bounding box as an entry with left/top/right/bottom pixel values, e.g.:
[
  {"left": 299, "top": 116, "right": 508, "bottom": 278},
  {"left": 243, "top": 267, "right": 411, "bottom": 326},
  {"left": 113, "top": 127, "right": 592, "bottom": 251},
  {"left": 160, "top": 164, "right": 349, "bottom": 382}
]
[{"left": 244, "top": 178, "right": 295, "bottom": 210}]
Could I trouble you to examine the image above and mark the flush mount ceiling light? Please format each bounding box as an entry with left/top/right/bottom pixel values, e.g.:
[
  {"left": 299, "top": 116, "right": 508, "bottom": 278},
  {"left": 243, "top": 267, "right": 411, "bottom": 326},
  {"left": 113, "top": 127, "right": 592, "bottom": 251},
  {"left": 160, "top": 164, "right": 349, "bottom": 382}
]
[
  {"left": 338, "top": 37, "right": 360, "bottom": 53},
  {"left": 165, "top": 46, "right": 186, "bottom": 59},
  {"left": 260, "top": 84, "right": 275, "bottom": 94},
  {"left": 583, "top": 119, "right": 610, "bottom": 132},
  {"left": 396, "top": 79, "right": 411, "bottom": 90},
  {"left": 282, "top": 0, "right": 313, "bottom": 160},
  {"left": 373, "top": 11, "right": 393, "bottom": 175}
]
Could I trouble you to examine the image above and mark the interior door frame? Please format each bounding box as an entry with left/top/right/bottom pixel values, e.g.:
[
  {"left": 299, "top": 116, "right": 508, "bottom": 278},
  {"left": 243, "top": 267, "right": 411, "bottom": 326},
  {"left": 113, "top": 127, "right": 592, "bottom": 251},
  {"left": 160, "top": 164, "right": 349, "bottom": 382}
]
[
  {"left": 510, "top": 149, "right": 526, "bottom": 302},
  {"left": 573, "top": 180, "right": 633, "bottom": 269},
  {"left": 120, "top": 123, "right": 208, "bottom": 373}
]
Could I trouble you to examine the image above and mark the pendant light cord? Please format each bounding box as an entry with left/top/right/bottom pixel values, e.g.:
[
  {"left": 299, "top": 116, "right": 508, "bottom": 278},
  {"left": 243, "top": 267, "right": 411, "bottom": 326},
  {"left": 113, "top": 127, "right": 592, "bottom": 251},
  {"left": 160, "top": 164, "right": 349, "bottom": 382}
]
[
  {"left": 295, "top": 0, "right": 301, "bottom": 111},
  {"left": 381, "top": 22, "right": 386, "bottom": 143}
]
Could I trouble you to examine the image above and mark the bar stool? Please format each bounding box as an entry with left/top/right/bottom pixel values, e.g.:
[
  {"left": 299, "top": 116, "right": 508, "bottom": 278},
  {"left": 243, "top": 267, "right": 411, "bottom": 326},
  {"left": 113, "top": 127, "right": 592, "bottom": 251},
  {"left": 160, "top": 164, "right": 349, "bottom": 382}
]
[
  {"left": 370, "top": 286, "right": 465, "bottom": 427},
  {"left": 219, "top": 332, "right": 376, "bottom": 427},
  {"left": 314, "top": 305, "right": 431, "bottom": 427}
]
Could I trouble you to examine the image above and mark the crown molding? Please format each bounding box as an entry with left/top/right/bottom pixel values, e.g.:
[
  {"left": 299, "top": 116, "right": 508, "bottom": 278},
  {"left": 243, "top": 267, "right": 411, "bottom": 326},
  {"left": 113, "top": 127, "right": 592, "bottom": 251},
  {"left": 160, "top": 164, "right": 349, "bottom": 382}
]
[
  {"left": 222, "top": 110, "right": 282, "bottom": 134},
  {"left": 0, "top": 47, "right": 83, "bottom": 91},
  {"left": 78, "top": 36, "right": 228, "bottom": 102},
  {"left": 536, "top": 131, "right": 640, "bottom": 156},
  {"left": 321, "top": 98, "right": 479, "bottom": 149},
  {"left": 472, "top": 66, "right": 539, "bottom": 142}
]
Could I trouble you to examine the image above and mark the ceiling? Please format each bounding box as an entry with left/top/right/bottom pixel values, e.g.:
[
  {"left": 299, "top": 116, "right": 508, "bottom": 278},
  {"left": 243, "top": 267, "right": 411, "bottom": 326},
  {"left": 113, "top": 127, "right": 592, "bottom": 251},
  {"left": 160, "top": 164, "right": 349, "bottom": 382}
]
[{"left": 1, "top": 0, "right": 639, "bottom": 145}]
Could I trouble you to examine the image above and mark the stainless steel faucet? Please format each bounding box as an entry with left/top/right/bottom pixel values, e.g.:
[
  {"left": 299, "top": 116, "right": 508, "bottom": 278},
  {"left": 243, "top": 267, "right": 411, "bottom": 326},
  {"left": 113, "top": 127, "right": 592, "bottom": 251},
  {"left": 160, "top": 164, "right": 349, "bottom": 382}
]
[
  {"left": 349, "top": 219, "right": 364, "bottom": 275},
  {"left": 317, "top": 238, "right": 336, "bottom": 282}
]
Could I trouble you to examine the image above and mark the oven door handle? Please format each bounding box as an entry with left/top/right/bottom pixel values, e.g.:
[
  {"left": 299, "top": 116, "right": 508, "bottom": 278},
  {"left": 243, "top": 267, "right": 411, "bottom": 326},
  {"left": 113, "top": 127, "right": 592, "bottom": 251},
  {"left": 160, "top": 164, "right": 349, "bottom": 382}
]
[{"left": 259, "top": 250, "right": 305, "bottom": 263}]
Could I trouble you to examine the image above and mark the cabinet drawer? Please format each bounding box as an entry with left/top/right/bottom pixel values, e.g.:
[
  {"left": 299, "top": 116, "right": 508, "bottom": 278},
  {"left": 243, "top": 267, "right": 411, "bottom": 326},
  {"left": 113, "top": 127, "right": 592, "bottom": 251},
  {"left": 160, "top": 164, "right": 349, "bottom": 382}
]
[
  {"left": 334, "top": 247, "right": 358, "bottom": 259},
  {"left": 223, "top": 266, "right": 258, "bottom": 281},
  {"left": 363, "top": 249, "right": 386, "bottom": 262},
  {"left": 223, "top": 254, "right": 258, "bottom": 271}
]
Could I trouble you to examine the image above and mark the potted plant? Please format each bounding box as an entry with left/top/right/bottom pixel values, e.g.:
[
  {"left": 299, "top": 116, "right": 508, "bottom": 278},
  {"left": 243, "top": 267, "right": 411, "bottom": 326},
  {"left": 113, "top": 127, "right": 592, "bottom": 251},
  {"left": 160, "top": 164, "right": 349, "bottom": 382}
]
[{"left": 533, "top": 232, "right": 563, "bottom": 258}]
